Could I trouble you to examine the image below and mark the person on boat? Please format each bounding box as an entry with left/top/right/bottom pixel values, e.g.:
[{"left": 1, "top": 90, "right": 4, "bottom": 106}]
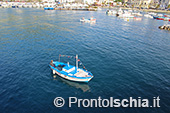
[
  {"left": 50, "top": 60, "right": 54, "bottom": 67},
  {"left": 82, "top": 17, "right": 84, "bottom": 20}
]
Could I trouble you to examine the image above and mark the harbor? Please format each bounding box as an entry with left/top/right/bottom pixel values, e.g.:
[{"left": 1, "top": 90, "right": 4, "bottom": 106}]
[{"left": 0, "top": 1, "right": 170, "bottom": 113}]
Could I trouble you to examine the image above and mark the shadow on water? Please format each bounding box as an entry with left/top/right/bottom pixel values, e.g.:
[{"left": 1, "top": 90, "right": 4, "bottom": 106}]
[{"left": 51, "top": 74, "right": 91, "bottom": 92}]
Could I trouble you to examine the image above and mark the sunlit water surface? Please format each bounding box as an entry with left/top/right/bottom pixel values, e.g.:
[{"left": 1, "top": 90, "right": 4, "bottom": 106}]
[{"left": 0, "top": 8, "right": 170, "bottom": 113}]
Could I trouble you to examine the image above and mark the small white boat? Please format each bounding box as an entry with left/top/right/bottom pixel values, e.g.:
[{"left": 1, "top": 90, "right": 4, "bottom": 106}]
[
  {"left": 49, "top": 55, "right": 94, "bottom": 83},
  {"left": 80, "top": 19, "right": 90, "bottom": 22},
  {"left": 134, "top": 17, "right": 142, "bottom": 21},
  {"left": 116, "top": 8, "right": 123, "bottom": 16},
  {"left": 106, "top": 10, "right": 117, "bottom": 15},
  {"left": 18, "top": 3, "right": 23, "bottom": 8},
  {"left": 118, "top": 11, "right": 134, "bottom": 18},
  {"left": 148, "top": 12, "right": 157, "bottom": 16},
  {"left": 1, "top": 2, "right": 8, "bottom": 8},
  {"left": 97, "top": 7, "right": 102, "bottom": 11},
  {"left": 80, "top": 17, "right": 96, "bottom": 23},
  {"left": 144, "top": 14, "right": 153, "bottom": 18},
  {"left": 132, "top": 12, "right": 143, "bottom": 16},
  {"left": 32, "top": 4, "right": 37, "bottom": 8},
  {"left": 106, "top": 10, "right": 112, "bottom": 15}
]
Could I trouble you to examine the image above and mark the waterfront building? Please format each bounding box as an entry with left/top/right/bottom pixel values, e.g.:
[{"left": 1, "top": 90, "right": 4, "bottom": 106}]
[
  {"left": 122, "top": 0, "right": 129, "bottom": 3},
  {"left": 82, "top": 0, "right": 94, "bottom": 4},
  {"left": 127, "top": 0, "right": 170, "bottom": 9},
  {"left": 42, "top": 0, "right": 55, "bottom": 2},
  {"left": 127, "top": 0, "right": 160, "bottom": 8},
  {"left": 130, "top": 0, "right": 142, "bottom": 8},
  {"left": 140, "top": 0, "right": 152, "bottom": 8},
  {"left": 149, "top": 0, "right": 160, "bottom": 8},
  {"left": 159, "top": 0, "right": 170, "bottom": 9}
]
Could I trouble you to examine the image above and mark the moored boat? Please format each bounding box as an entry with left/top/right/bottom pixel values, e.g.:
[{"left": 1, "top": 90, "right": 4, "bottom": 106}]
[
  {"left": 49, "top": 55, "right": 94, "bottom": 83},
  {"left": 134, "top": 17, "right": 142, "bottom": 21},
  {"left": 156, "top": 17, "right": 165, "bottom": 20},
  {"left": 144, "top": 14, "right": 153, "bottom": 18},
  {"left": 106, "top": 9, "right": 117, "bottom": 15},
  {"left": 163, "top": 17, "right": 170, "bottom": 21},
  {"left": 80, "top": 17, "right": 96, "bottom": 23},
  {"left": 44, "top": 7, "right": 54, "bottom": 10},
  {"left": 153, "top": 16, "right": 158, "bottom": 19},
  {"left": 44, "top": 1, "right": 56, "bottom": 10}
]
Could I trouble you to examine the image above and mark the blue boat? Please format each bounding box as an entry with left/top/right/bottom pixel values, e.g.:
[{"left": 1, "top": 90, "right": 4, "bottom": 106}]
[
  {"left": 49, "top": 55, "right": 93, "bottom": 83},
  {"left": 44, "top": 7, "right": 54, "bottom": 10},
  {"left": 12, "top": 5, "right": 18, "bottom": 8},
  {"left": 153, "top": 16, "right": 158, "bottom": 19}
]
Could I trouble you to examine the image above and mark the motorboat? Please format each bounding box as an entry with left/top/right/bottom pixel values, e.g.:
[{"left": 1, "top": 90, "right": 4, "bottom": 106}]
[
  {"left": 49, "top": 55, "right": 94, "bottom": 83},
  {"left": 80, "top": 17, "right": 96, "bottom": 23},
  {"left": 44, "top": 1, "right": 56, "bottom": 10},
  {"left": 106, "top": 10, "right": 117, "bottom": 15},
  {"left": 134, "top": 17, "right": 142, "bottom": 21},
  {"left": 144, "top": 14, "right": 153, "bottom": 18}
]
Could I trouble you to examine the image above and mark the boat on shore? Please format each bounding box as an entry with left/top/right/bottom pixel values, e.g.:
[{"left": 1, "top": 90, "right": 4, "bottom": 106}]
[{"left": 49, "top": 55, "right": 93, "bottom": 83}]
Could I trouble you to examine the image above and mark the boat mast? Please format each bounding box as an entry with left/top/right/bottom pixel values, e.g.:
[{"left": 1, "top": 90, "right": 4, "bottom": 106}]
[
  {"left": 58, "top": 54, "right": 60, "bottom": 62},
  {"left": 76, "top": 54, "right": 78, "bottom": 70}
]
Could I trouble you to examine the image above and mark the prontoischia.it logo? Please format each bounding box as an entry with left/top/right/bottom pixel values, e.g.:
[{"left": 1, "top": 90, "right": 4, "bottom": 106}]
[{"left": 54, "top": 96, "right": 160, "bottom": 108}]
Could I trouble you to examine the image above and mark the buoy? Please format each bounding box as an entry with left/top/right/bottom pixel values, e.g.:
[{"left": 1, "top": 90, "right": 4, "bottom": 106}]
[
  {"left": 53, "top": 70, "right": 55, "bottom": 74},
  {"left": 53, "top": 75, "right": 56, "bottom": 78}
]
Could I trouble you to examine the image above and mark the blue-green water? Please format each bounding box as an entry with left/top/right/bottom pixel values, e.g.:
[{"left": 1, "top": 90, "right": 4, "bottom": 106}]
[{"left": 0, "top": 8, "right": 170, "bottom": 113}]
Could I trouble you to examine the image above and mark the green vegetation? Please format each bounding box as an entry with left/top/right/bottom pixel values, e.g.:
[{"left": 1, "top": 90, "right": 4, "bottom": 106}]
[
  {"left": 132, "top": 4, "right": 134, "bottom": 9},
  {"left": 27, "top": 0, "right": 32, "bottom": 2},
  {"left": 139, "top": 4, "right": 142, "bottom": 9},
  {"left": 114, "top": 0, "right": 122, "bottom": 2},
  {"left": 156, "top": 4, "right": 160, "bottom": 9},
  {"left": 93, "top": 6, "right": 98, "bottom": 9},
  {"left": 168, "top": 4, "right": 170, "bottom": 9},
  {"left": 148, "top": 4, "right": 151, "bottom": 9}
]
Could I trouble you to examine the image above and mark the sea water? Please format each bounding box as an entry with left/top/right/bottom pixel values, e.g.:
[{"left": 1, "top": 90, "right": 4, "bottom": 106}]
[{"left": 0, "top": 8, "right": 170, "bottom": 113}]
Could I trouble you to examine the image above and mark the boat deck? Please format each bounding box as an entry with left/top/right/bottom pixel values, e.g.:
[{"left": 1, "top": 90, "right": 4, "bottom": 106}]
[
  {"left": 74, "top": 69, "right": 89, "bottom": 77},
  {"left": 53, "top": 61, "right": 90, "bottom": 77}
]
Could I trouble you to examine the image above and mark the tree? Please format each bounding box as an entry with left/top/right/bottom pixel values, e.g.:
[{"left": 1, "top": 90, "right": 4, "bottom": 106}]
[
  {"left": 139, "top": 3, "right": 142, "bottom": 9},
  {"left": 156, "top": 4, "right": 160, "bottom": 9},
  {"left": 132, "top": 4, "right": 134, "bottom": 9},
  {"left": 115, "top": 0, "right": 122, "bottom": 2},
  {"left": 148, "top": 4, "right": 151, "bottom": 9},
  {"left": 168, "top": 4, "right": 170, "bottom": 9}
]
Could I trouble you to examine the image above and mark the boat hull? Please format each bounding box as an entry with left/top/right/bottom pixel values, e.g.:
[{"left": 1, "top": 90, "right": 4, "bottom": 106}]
[
  {"left": 156, "top": 17, "right": 164, "bottom": 20},
  {"left": 153, "top": 16, "right": 158, "bottom": 19},
  {"left": 44, "top": 7, "right": 54, "bottom": 10},
  {"left": 49, "top": 64, "right": 93, "bottom": 83},
  {"left": 80, "top": 19, "right": 96, "bottom": 23}
]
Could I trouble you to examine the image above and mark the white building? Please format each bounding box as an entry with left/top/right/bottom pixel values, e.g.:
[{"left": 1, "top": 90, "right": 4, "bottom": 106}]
[
  {"left": 159, "top": 0, "right": 170, "bottom": 9},
  {"left": 83, "top": 0, "right": 95, "bottom": 4},
  {"left": 42, "top": 0, "right": 56, "bottom": 2}
]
